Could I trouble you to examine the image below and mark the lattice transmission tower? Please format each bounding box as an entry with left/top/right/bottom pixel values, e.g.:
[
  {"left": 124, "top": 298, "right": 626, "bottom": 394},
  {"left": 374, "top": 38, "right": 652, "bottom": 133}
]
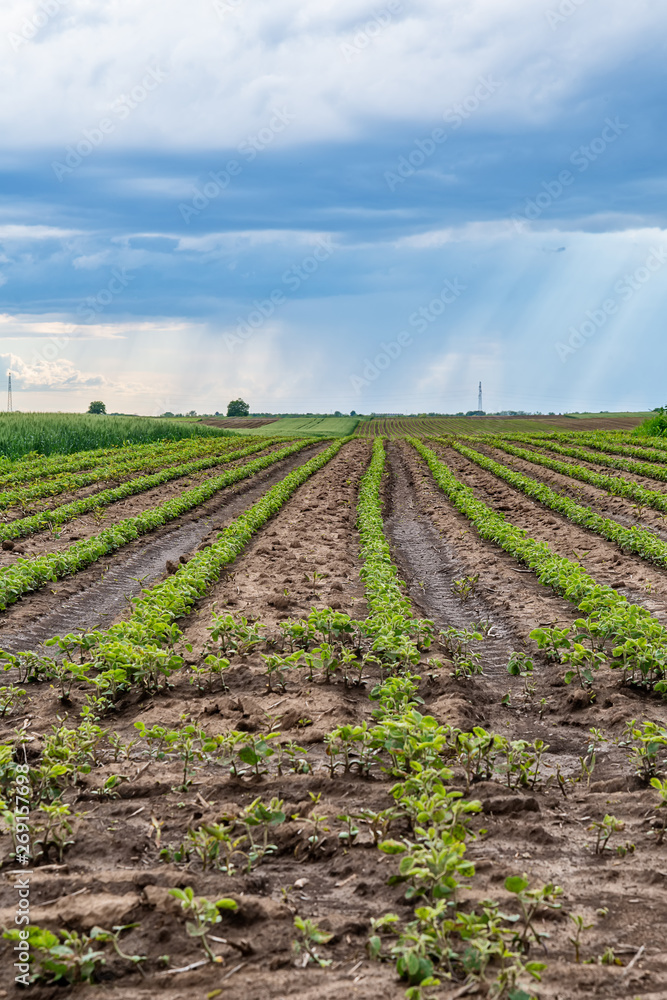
[
  {"left": 7, "top": 372, "right": 12, "bottom": 413},
  {"left": 477, "top": 381, "right": 483, "bottom": 412}
]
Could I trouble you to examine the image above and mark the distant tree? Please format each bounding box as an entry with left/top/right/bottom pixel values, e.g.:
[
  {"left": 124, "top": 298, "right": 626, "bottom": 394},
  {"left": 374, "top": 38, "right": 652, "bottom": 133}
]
[
  {"left": 87, "top": 401, "right": 106, "bottom": 414},
  {"left": 186, "top": 410, "right": 197, "bottom": 417},
  {"left": 350, "top": 410, "right": 356, "bottom": 416},
  {"left": 334, "top": 410, "right": 342, "bottom": 417},
  {"left": 227, "top": 398, "right": 250, "bottom": 417},
  {"left": 161, "top": 411, "right": 174, "bottom": 418}
]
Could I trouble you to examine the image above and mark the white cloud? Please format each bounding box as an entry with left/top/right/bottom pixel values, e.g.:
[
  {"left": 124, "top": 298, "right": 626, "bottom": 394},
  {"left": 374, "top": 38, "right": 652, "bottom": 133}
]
[
  {"left": 0, "top": 352, "right": 144, "bottom": 393},
  {"left": 0, "top": 225, "right": 82, "bottom": 240},
  {"left": 0, "top": 314, "right": 124, "bottom": 339},
  {"left": 0, "top": 0, "right": 660, "bottom": 150}
]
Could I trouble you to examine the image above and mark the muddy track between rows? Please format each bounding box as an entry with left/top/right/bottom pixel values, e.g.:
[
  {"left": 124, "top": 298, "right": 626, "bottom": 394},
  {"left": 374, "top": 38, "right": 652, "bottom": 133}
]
[
  {"left": 383, "top": 442, "right": 517, "bottom": 678},
  {"left": 0, "top": 443, "right": 283, "bottom": 571},
  {"left": 431, "top": 442, "right": 667, "bottom": 621},
  {"left": 0, "top": 444, "right": 324, "bottom": 651}
]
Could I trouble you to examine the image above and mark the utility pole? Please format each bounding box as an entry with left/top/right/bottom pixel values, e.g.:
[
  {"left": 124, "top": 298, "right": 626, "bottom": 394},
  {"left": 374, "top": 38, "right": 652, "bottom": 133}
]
[
  {"left": 477, "top": 381, "right": 483, "bottom": 413},
  {"left": 7, "top": 372, "right": 12, "bottom": 413}
]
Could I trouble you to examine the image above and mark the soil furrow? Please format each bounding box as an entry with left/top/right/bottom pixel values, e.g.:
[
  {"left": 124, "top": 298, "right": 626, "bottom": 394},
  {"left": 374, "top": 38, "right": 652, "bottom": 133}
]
[
  {"left": 0, "top": 443, "right": 283, "bottom": 569},
  {"left": 0, "top": 444, "right": 324, "bottom": 650},
  {"left": 384, "top": 442, "right": 519, "bottom": 677},
  {"left": 500, "top": 439, "right": 667, "bottom": 494},
  {"left": 476, "top": 440, "right": 667, "bottom": 541},
  {"left": 433, "top": 443, "right": 667, "bottom": 619}
]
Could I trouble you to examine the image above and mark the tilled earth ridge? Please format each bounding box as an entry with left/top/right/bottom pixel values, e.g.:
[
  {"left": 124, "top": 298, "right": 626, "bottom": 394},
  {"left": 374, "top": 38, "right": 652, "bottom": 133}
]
[
  {"left": 0, "top": 438, "right": 408, "bottom": 1000},
  {"left": 433, "top": 442, "right": 667, "bottom": 620},
  {"left": 1, "top": 437, "right": 666, "bottom": 998},
  {"left": 0, "top": 441, "right": 285, "bottom": 569},
  {"left": 400, "top": 439, "right": 667, "bottom": 998},
  {"left": 500, "top": 439, "right": 667, "bottom": 495},
  {"left": 0, "top": 443, "right": 324, "bottom": 649},
  {"left": 473, "top": 440, "right": 667, "bottom": 545}
]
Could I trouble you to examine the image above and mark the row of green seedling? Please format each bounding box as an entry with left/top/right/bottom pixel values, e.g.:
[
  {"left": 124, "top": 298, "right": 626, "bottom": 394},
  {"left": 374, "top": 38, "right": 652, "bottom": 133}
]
[
  {"left": 481, "top": 437, "right": 667, "bottom": 514},
  {"left": 414, "top": 438, "right": 667, "bottom": 693},
  {"left": 452, "top": 440, "right": 667, "bottom": 569},
  {"left": 0, "top": 439, "right": 315, "bottom": 613},
  {"left": 0, "top": 437, "right": 280, "bottom": 542},
  {"left": 490, "top": 432, "right": 667, "bottom": 484},
  {"left": 354, "top": 438, "right": 547, "bottom": 999},
  {"left": 0, "top": 433, "right": 259, "bottom": 510},
  {"left": 0, "top": 430, "right": 240, "bottom": 489},
  {"left": 502, "top": 429, "right": 667, "bottom": 466}
]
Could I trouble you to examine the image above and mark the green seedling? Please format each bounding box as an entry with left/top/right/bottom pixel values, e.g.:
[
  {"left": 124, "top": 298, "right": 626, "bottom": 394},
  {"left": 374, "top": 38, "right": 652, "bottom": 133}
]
[
  {"left": 567, "top": 913, "right": 593, "bottom": 963},
  {"left": 649, "top": 777, "right": 667, "bottom": 843},
  {"left": 560, "top": 643, "right": 605, "bottom": 691},
  {"left": 0, "top": 685, "right": 27, "bottom": 716},
  {"left": 294, "top": 791, "right": 329, "bottom": 855},
  {"left": 90, "top": 924, "right": 146, "bottom": 966},
  {"left": 621, "top": 719, "right": 667, "bottom": 780},
  {"left": 336, "top": 813, "right": 360, "bottom": 846},
  {"left": 451, "top": 574, "right": 479, "bottom": 603},
  {"left": 240, "top": 796, "right": 286, "bottom": 868},
  {"left": 504, "top": 876, "right": 563, "bottom": 951},
  {"left": 33, "top": 802, "right": 77, "bottom": 862},
  {"left": 507, "top": 651, "right": 536, "bottom": 697},
  {"left": 588, "top": 814, "right": 624, "bottom": 854},
  {"left": 168, "top": 887, "right": 238, "bottom": 962},
  {"left": 3, "top": 925, "right": 106, "bottom": 985},
  {"left": 292, "top": 916, "right": 333, "bottom": 967},
  {"left": 260, "top": 651, "right": 301, "bottom": 692},
  {"left": 188, "top": 654, "right": 231, "bottom": 693},
  {"left": 353, "top": 806, "right": 400, "bottom": 845}
]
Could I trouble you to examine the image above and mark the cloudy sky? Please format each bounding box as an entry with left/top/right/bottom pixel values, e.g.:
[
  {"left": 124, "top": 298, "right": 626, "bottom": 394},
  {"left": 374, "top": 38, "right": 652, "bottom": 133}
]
[{"left": 1, "top": 0, "right": 666, "bottom": 415}]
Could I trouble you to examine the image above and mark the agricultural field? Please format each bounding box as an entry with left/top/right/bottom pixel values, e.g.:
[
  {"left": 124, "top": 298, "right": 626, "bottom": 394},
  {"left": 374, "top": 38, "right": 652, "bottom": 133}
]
[
  {"left": 0, "top": 423, "right": 666, "bottom": 1000},
  {"left": 355, "top": 413, "right": 653, "bottom": 438}
]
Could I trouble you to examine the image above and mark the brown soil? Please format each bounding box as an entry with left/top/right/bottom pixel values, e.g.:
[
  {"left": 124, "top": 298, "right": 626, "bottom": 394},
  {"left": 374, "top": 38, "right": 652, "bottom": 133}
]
[
  {"left": 431, "top": 443, "right": 667, "bottom": 617},
  {"left": 0, "top": 444, "right": 323, "bottom": 650},
  {"left": 503, "top": 438, "right": 667, "bottom": 493},
  {"left": 476, "top": 440, "right": 667, "bottom": 543},
  {"left": 0, "top": 443, "right": 283, "bottom": 571},
  {"left": 0, "top": 437, "right": 666, "bottom": 999}
]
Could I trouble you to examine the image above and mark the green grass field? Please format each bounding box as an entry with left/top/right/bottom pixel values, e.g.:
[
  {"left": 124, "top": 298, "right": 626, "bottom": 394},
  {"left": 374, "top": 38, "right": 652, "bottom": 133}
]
[
  {"left": 230, "top": 416, "right": 360, "bottom": 438},
  {"left": 0, "top": 413, "right": 234, "bottom": 459}
]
